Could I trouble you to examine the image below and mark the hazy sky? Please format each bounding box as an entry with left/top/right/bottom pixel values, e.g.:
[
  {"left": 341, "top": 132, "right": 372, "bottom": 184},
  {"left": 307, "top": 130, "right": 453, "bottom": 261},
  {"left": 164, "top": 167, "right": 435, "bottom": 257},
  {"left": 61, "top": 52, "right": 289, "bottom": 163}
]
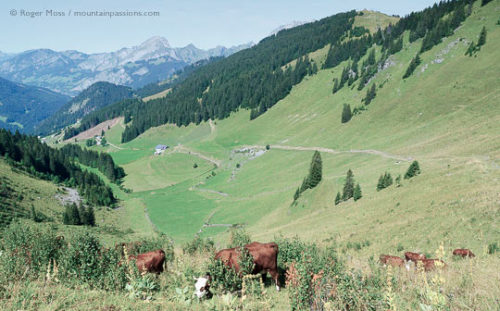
[{"left": 1, "top": 0, "right": 440, "bottom": 54}]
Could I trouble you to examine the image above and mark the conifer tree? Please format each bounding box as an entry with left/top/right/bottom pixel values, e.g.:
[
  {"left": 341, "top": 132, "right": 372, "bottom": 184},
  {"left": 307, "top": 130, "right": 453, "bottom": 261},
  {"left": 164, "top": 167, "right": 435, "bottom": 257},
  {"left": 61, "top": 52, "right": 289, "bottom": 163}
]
[
  {"left": 403, "top": 54, "right": 421, "bottom": 79},
  {"left": 404, "top": 160, "right": 421, "bottom": 179},
  {"left": 335, "top": 192, "right": 341, "bottom": 205},
  {"left": 332, "top": 78, "right": 339, "bottom": 94},
  {"left": 395, "top": 174, "right": 402, "bottom": 187},
  {"left": 63, "top": 205, "right": 71, "bottom": 225},
  {"left": 341, "top": 104, "right": 352, "bottom": 123},
  {"left": 377, "top": 174, "right": 385, "bottom": 191},
  {"left": 353, "top": 183, "right": 362, "bottom": 201},
  {"left": 293, "top": 188, "right": 300, "bottom": 201},
  {"left": 71, "top": 203, "right": 81, "bottom": 225},
  {"left": 308, "top": 151, "right": 322, "bottom": 188},
  {"left": 477, "top": 26, "right": 487, "bottom": 47},
  {"left": 384, "top": 172, "right": 393, "bottom": 188},
  {"left": 299, "top": 177, "right": 309, "bottom": 193},
  {"left": 364, "top": 83, "right": 377, "bottom": 105},
  {"left": 86, "top": 206, "right": 96, "bottom": 226},
  {"left": 342, "top": 169, "right": 355, "bottom": 200}
]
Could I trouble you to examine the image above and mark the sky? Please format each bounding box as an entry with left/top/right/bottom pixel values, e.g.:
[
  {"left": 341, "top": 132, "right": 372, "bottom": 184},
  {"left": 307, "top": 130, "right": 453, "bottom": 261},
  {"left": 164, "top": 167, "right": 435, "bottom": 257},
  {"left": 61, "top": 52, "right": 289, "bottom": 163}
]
[{"left": 0, "top": 0, "right": 441, "bottom": 54}]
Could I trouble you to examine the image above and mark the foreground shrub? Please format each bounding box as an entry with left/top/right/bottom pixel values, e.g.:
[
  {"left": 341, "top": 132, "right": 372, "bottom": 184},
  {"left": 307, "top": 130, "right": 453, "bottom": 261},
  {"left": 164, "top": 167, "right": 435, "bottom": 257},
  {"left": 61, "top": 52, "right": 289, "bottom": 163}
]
[
  {"left": 182, "top": 236, "right": 215, "bottom": 255},
  {"left": 228, "top": 228, "right": 251, "bottom": 248},
  {"left": 58, "top": 231, "right": 128, "bottom": 290},
  {"left": 278, "top": 235, "right": 385, "bottom": 311},
  {"left": 0, "top": 221, "right": 64, "bottom": 279}
]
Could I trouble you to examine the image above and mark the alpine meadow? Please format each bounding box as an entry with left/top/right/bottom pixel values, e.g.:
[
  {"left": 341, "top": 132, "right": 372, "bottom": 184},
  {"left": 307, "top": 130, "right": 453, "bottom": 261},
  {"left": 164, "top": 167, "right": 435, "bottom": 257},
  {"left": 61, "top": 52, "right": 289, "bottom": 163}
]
[{"left": 0, "top": 0, "right": 499, "bottom": 310}]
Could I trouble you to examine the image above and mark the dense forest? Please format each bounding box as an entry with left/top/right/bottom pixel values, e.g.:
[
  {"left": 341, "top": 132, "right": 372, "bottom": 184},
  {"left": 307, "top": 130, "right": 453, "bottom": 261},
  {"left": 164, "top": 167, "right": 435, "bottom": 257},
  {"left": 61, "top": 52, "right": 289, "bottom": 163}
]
[
  {"left": 0, "top": 77, "right": 70, "bottom": 133},
  {"left": 37, "top": 82, "right": 135, "bottom": 135},
  {"left": 0, "top": 129, "right": 115, "bottom": 206}
]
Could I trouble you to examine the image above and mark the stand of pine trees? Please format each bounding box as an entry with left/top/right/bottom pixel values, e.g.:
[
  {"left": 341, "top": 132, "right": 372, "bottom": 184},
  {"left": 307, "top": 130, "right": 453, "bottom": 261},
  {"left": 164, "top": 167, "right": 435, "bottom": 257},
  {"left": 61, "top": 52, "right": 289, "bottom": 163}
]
[
  {"left": 325, "top": 0, "right": 470, "bottom": 90},
  {"left": 0, "top": 129, "right": 115, "bottom": 206},
  {"left": 63, "top": 203, "right": 95, "bottom": 226},
  {"left": 465, "top": 26, "right": 487, "bottom": 56},
  {"left": 294, "top": 151, "right": 322, "bottom": 201},
  {"left": 377, "top": 172, "right": 393, "bottom": 191},
  {"left": 335, "top": 169, "right": 362, "bottom": 205},
  {"left": 404, "top": 161, "right": 421, "bottom": 179},
  {"left": 61, "top": 144, "right": 125, "bottom": 183}
]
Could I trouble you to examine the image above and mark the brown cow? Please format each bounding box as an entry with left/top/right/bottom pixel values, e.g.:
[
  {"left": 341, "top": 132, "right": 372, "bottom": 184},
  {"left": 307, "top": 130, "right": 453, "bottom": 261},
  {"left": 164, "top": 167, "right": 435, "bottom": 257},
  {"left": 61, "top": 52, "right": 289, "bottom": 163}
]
[
  {"left": 380, "top": 255, "right": 405, "bottom": 268},
  {"left": 452, "top": 249, "right": 475, "bottom": 258},
  {"left": 127, "top": 249, "right": 166, "bottom": 274},
  {"left": 404, "top": 252, "right": 426, "bottom": 262},
  {"left": 420, "top": 258, "right": 447, "bottom": 272},
  {"left": 195, "top": 241, "right": 279, "bottom": 298}
]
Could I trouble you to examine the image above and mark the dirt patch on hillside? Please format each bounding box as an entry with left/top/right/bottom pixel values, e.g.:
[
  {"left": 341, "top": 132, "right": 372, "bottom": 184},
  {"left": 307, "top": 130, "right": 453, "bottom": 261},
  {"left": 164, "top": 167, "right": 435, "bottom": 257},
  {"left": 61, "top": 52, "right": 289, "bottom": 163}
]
[{"left": 64, "top": 117, "right": 122, "bottom": 142}]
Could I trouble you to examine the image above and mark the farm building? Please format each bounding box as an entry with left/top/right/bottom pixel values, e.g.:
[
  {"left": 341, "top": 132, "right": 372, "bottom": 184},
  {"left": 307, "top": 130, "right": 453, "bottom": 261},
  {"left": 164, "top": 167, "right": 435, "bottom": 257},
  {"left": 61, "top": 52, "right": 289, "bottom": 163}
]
[{"left": 155, "top": 144, "right": 168, "bottom": 155}]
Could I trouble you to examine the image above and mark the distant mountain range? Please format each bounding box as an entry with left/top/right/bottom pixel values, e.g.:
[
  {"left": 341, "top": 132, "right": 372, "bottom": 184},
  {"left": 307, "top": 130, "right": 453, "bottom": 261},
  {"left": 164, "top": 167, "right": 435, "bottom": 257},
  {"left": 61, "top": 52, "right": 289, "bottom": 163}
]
[
  {"left": 0, "top": 37, "right": 252, "bottom": 96},
  {"left": 0, "top": 77, "right": 70, "bottom": 133}
]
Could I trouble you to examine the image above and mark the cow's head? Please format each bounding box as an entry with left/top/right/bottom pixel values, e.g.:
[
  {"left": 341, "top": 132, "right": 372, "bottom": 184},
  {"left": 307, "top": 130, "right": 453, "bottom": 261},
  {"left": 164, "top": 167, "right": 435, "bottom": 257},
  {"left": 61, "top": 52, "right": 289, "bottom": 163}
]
[{"left": 194, "top": 274, "right": 212, "bottom": 299}]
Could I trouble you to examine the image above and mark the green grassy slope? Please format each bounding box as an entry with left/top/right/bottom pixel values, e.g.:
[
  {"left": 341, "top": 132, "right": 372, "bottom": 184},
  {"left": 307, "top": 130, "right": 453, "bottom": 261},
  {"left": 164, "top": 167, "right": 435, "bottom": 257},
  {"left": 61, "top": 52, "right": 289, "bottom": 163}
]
[
  {"left": 100, "top": 2, "right": 499, "bottom": 251},
  {"left": 0, "top": 159, "right": 62, "bottom": 225}
]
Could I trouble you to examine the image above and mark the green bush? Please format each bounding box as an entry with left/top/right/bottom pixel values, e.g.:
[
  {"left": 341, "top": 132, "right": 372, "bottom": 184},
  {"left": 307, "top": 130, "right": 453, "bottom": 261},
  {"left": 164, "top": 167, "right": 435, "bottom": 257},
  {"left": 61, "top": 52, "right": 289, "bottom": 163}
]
[
  {"left": 228, "top": 228, "right": 251, "bottom": 248},
  {"left": 182, "top": 236, "right": 215, "bottom": 255},
  {"left": 58, "top": 231, "right": 128, "bottom": 290},
  {"left": 488, "top": 242, "right": 498, "bottom": 254},
  {"left": 282, "top": 236, "right": 385, "bottom": 311},
  {"left": 0, "top": 221, "right": 64, "bottom": 279}
]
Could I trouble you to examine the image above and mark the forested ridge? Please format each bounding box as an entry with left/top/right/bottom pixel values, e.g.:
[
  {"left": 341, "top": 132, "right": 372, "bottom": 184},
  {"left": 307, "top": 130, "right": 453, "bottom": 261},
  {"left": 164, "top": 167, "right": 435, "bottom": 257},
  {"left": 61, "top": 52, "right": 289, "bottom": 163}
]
[
  {"left": 37, "top": 82, "right": 135, "bottom": 136},
  {"left": 0, "top": 129, "right": 117, "bottom": 206}
]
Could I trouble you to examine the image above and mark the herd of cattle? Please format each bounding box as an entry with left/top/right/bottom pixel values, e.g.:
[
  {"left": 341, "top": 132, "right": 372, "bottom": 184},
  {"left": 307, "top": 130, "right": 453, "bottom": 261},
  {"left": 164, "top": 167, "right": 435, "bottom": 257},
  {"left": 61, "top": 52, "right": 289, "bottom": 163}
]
[
  {"left": 380, "top": 249, "right": 475, "bottom": 271},
  {"left": 120, "top": 240, "right": 475, "bottom": 299}
]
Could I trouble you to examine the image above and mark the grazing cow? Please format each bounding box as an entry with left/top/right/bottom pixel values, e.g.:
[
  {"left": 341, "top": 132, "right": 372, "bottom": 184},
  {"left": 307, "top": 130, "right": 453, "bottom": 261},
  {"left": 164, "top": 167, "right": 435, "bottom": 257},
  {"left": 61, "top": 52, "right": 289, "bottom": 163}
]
[
  {"left": 379, "top": 255, "right": 408, "bottom": 269},
  {"left": 194, "top": 241, "right": 279, "bottom": 298},
  {"left": 127, "top": 249, "right": 166, "bottom": 274},
  {"left": 404, "top": 252, "right": 426, "bottom": 262},
  {"left": 452, "top": 249, "right": 475, "bottom": 258},
  {"left": 420, "top": 258, "right": 447, "bottom": 272}
]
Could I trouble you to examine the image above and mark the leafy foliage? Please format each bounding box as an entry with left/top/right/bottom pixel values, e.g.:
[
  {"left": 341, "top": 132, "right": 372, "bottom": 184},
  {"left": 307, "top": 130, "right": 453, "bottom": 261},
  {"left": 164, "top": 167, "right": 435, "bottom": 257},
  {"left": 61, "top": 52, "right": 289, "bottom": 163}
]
[
  {"left": 182, "top": 236, "right": 215, "bottom": 255},
  {"left": 228, "top": 228, "right": 251, "bottom": 248}
]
